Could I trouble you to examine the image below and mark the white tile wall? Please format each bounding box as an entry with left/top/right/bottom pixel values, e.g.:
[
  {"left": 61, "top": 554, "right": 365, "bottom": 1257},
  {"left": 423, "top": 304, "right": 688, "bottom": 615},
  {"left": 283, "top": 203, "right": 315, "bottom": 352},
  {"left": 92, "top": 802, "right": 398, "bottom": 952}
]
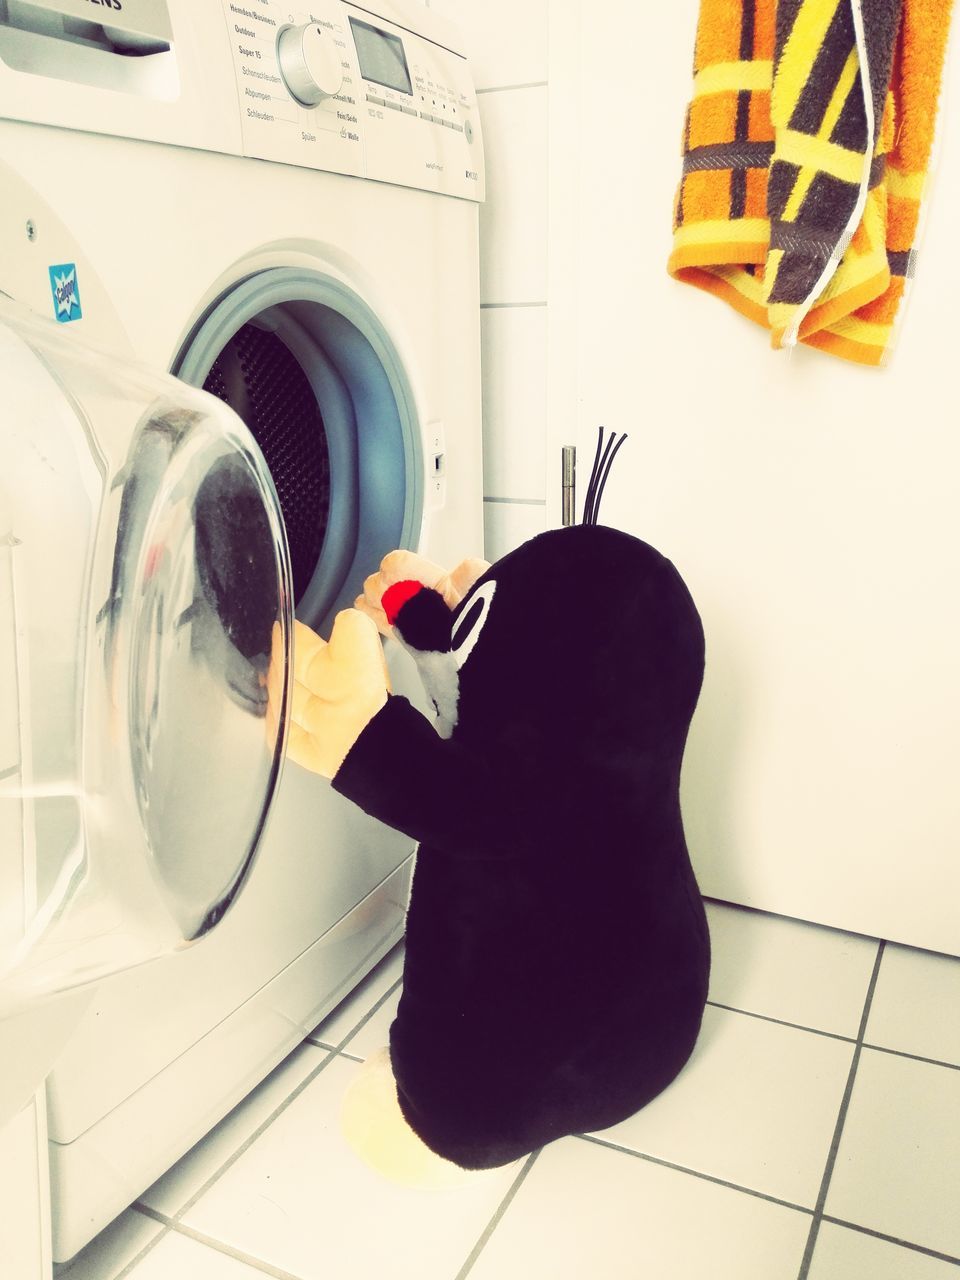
[
  {"left": 482, "top": 500, "right": 546, "bottom": 562},
  {"left": 427, "top": 0, "right": 549, "bottom": 90},
  {"left": 480, "top": 306, "right": 548, "bottom": 500},
  {"left": 477, "top": 88, "right": 549, "bottom": 308},
  {"left": 438, "top": 0, "right": 551, "bottom": 560}
]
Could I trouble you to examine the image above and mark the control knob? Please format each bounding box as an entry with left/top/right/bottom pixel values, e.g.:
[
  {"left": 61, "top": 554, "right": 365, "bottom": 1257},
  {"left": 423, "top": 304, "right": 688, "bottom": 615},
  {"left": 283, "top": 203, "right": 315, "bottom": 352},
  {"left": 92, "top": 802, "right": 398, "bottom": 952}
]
[{"left": 277, "top": 23, "right": 343, "bottom": 106}]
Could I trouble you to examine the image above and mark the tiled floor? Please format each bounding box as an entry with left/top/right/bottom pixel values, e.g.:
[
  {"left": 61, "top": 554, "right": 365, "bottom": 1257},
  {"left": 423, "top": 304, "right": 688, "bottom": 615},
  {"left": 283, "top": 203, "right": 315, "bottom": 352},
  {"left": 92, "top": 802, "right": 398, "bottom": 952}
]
[{"left": 57, "top": 903, "right": 960, "bottom": 1280}]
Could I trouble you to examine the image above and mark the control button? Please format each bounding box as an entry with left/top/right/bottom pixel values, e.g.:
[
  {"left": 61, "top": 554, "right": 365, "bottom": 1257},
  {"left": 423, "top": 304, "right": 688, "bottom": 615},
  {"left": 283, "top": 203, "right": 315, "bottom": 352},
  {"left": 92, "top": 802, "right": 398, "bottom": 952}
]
[
  {"left": 277, "top": 23, "right": 344, "bottom": 105},
  {"left": 366, "top": 93, "right": 386, "bottom": 106},
  {"left": 401, "top": 105, "right": 418, "bottom": 116},
  {"left": 383, "top": 100, "right": 403, "bottom": 112}
]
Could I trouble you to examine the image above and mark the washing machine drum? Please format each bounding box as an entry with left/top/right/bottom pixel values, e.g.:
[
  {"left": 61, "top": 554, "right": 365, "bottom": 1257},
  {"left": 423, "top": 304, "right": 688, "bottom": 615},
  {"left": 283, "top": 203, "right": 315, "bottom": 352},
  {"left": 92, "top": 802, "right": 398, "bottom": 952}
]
[
  {"left": 202, "top": 323, "right": 330, "bottom": 604},
  {"left": 0, "top": 300, "right": 292, "bottom": 1014},
  {"left": 175, "top": 271, "right": 423, "bottom": 630}
]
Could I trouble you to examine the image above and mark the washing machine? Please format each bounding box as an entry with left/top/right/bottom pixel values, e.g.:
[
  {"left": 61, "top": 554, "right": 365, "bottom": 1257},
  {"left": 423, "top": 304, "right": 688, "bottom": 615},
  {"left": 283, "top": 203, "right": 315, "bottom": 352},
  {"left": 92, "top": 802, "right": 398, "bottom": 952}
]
[{"left": 0, "top": 0, "right": 484, "bottom": 1261}]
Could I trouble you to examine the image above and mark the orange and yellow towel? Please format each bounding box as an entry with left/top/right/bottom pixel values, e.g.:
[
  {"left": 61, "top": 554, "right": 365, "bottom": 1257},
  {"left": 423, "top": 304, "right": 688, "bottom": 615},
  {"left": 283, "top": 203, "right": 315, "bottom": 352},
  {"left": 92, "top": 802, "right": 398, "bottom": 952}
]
[{"left": 669, "top": 0, "right": 954, "bottom": 366}]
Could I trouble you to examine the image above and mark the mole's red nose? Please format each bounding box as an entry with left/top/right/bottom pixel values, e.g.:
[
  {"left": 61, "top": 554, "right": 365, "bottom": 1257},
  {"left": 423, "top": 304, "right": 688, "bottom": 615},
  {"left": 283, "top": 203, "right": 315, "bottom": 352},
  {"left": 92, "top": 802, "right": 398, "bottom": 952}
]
[{"left": 382, "top": 579, "right": 425, "bottom": 626}]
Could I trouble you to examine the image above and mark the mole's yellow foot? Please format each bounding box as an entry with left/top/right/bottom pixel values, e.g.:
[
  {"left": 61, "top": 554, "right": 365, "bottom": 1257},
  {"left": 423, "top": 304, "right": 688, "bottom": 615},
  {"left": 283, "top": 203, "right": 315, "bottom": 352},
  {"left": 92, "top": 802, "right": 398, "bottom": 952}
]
[{"left": 340, "top": 1047, "right": 482, "bottom": 1189}]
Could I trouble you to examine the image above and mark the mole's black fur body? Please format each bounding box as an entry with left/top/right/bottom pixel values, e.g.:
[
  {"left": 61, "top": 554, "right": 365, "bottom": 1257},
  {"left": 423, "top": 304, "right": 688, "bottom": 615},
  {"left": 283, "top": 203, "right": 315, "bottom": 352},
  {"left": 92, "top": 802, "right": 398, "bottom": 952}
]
[{"left": 333, "top": 525, "right": 710, "bottom": 1169}]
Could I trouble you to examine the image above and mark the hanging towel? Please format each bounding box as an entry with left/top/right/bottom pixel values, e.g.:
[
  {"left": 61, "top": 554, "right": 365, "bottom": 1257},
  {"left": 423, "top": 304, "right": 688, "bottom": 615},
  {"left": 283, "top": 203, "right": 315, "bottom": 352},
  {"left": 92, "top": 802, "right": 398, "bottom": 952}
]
[{"left": 668, "top": 0, "right": 955, "bottom": 366}]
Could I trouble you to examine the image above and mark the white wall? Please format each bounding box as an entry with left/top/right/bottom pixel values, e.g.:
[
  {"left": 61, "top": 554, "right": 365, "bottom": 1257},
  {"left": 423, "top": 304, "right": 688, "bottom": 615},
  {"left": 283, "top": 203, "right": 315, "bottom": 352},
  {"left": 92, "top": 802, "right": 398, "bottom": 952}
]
[
  {"left": 552, "top": 3, "right": 960, "bottom": 955},
  {"left": 443, "top": 0, "right": 960, "bottom": 954}
]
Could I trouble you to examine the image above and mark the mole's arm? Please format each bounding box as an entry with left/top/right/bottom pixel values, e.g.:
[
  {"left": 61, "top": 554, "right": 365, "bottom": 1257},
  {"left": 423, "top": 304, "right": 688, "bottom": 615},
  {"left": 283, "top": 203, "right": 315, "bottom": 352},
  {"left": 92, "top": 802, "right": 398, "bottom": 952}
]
[{"left": 331, "top": 695, "right": 531, "bottom": 860}]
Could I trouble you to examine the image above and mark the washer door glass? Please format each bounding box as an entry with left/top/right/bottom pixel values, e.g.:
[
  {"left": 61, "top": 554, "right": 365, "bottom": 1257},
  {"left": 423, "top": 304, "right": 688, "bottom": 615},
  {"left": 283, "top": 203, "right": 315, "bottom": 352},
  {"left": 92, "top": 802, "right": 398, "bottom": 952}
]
[
  {"left": 0, "top": 300, "right": 292, "bottom": 1016},
  {"left": 119, "top": 410, "right": 290, "bottom": 941}
]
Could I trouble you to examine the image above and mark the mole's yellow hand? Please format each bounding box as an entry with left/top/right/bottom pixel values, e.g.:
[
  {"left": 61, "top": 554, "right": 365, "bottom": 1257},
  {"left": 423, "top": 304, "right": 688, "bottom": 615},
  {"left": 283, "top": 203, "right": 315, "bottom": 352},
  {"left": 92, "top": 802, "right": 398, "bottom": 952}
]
[{"left": 288, "top": 611, "right": 391, "bottom": 779}]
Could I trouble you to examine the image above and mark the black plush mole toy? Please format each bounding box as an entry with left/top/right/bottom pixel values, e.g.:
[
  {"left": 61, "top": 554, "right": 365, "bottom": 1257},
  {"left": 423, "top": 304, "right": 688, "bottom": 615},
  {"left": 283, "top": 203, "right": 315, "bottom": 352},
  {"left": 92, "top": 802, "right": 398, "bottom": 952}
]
[{"left": 287, "top": 433, "right": 710, "bottom": 1182}]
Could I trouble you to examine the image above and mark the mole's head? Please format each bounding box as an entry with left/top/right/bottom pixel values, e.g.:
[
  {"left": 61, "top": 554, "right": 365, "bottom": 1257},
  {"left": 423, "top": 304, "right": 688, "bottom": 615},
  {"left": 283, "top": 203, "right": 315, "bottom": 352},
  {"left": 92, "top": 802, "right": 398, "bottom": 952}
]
[{"left": 383, "top": 526, "right": 705, "bottom": 769}]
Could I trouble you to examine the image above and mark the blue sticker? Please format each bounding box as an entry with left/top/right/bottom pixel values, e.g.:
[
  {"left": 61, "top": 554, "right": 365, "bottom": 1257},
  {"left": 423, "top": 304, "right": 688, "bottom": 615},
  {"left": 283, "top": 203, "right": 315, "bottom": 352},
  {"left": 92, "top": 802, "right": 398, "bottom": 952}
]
[{"left": 48, "top": 263, "right": 82, "bottom": 323}]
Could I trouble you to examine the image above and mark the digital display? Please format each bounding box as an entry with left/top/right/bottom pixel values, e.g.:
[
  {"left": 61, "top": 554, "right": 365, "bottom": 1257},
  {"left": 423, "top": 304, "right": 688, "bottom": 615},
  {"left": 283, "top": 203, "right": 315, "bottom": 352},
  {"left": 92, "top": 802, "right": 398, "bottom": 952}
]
[{"left": 349, "top": 17, "right": 413, "bottom": 96}]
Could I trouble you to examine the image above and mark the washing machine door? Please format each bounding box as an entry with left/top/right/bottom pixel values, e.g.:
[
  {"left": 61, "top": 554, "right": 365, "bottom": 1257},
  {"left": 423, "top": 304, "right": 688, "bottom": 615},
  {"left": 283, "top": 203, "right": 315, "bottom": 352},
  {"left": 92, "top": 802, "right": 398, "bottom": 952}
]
[{"left": 0, "top": 298, "right": 293, "bottom": 1027}]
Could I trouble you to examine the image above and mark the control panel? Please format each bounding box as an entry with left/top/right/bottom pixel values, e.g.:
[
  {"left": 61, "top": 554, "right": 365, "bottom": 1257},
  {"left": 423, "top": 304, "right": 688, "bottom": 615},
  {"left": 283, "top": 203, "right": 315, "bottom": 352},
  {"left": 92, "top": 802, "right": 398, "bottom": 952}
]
[
  {"left": 0, "top": 0, "right": 483, "bottom": 202},
  {"left": 221, "top": 0, "right": 484, "bottom": 200}
]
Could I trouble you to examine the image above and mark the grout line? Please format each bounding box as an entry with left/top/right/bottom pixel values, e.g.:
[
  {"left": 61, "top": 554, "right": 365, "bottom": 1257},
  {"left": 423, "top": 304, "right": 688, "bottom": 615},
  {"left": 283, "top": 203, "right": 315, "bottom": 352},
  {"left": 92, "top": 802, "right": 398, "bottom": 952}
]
[
  {"left": 708, "top": 1003, "right": 960, "bottom": 1077},
  {"left": 578, "top": 1134, "right": 814, "bottom": 1216},
  {"left": 861, "top": 1042, "right": 960, "bottom": 1074},
  {"left": 165, "top": 967, "right": 405, "bottom": 1224},
  {"left": 110, "top": 1218, "right": 176, "bottom": 1280},
  {"left": 819, "top": 1215, "right": 960, "bottom": 1266},
  {"left": 453, "top": 1150, "right": 542, "bottom": 1280},
  {"left": 319, "top": 1008, "right": 960, "bottom": 1076},
  {"left": 149, "top": 1047, "right": 341, "bottom": 1226},
  {"left": 335, "top": 976, "right": 404, "bottom": 1054},
  {"left": 480, "top": 301, "right": 548, "bottom": 309},
  {"left": 134, "top": 1206, "right": 303, "bottom": 1280},
  {"left": 302, "top": 933, "right": 403, "bottom": 1041},
  {"left": 134, "top": 1204, "right": 174, "bottom": 1226},
  {"left": 483, "top": 496, "right": 548, "bottom": 506},
  {"left": 476, "top": 81, "right": 548, "bottom": 94},
  {"left": 795, "top": 940, "right": 886, "bottom": 1280},
  {"left": 706, "top": 1001, "right": 857, "bottom": 1045},
  {"left": 703, "top": 894, "right": 883, "bottom": 948},
  {"left": 116, "top": 977, "right": 407, "bottom": 1270},
  {"left": 305, "top": 1038, "right": 365, "bottom": 1063},
  {"left": 113, "top": 946, "right": 405, "bottom": 1274}
]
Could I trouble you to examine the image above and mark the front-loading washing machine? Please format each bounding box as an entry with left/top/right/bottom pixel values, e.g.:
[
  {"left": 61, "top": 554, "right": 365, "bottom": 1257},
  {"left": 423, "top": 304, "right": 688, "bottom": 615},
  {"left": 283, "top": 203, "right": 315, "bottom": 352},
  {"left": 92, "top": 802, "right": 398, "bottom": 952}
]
[{"left": 0, "top": 0, "right": 485, "bottom": 1261}]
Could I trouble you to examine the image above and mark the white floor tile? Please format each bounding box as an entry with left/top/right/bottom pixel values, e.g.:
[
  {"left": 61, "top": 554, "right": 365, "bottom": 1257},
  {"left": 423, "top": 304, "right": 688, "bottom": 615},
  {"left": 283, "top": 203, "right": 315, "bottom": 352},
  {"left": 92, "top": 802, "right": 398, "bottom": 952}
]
[
  {"left": 308, "top": 943, "right": 403, "bottom": 1048},
  {"left": 140, "top": 1043, "right": 328, "bottom": 1217},
  {"left": 865, "top": 944, "right": 960, "bottom": 1067},
  {"left": 55, "top": 1209, "right": 163, "bottom": 1280},
  {"left": 125, "top": 1229, "right": 271, "bottom": 1280},
  {"left": 589, "top": 1005, "right": 853, "bottom": 1208},
  {"left": 469, "top": 1137, "right": 811, "bottom": 1280},
  {"left": 181, "top": 1056, "right": 523, "bottom": 1280},
  {"left": 826, "top": 1049, "right": 960, "bottom": 1259},
  {"left": 705, "top": 902, "right": 879, "bottom": 1037},
  {"left": 809, "top": 1221, "right": 960, "bottom": 1280}
]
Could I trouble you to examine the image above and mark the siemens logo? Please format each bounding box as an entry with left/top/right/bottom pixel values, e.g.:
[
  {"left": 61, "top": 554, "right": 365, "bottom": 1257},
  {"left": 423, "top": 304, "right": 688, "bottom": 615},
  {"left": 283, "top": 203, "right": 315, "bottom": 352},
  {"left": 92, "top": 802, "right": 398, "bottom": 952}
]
[{"left": 86, "top": 0, "right": 123, "bottom": 10}]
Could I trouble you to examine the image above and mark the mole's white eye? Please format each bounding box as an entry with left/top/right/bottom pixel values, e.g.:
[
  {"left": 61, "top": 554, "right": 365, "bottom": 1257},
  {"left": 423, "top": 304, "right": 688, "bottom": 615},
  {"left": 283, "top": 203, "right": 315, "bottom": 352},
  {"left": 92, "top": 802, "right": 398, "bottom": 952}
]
[{"left": 450, "top": 580, "right": 496, "bottom": 669}]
